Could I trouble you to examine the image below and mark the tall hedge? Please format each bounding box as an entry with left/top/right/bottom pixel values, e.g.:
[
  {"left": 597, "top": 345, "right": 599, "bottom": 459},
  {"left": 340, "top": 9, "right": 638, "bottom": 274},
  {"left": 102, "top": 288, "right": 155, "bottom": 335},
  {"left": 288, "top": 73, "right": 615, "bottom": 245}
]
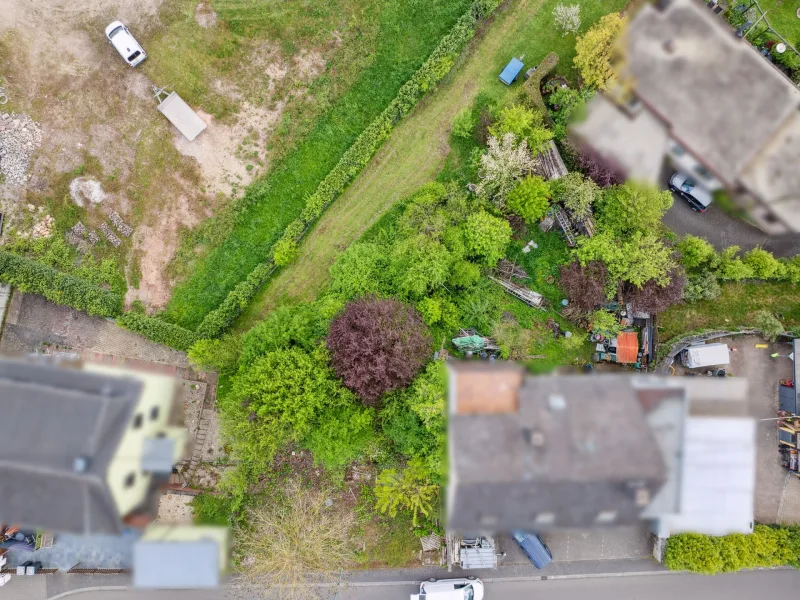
[
  {"left": 0, "top": 250, "right": 122, "bottom": 317},
  {"left": 191, "top": 0, "right": 503, "bottom": 340},
  {"left": 117, "top": 312, "right": 199, "bottom": 351},
  {"left": 664, "top": 525, "right": 800, "bottom": 574},
  {"left": 522, "top": 52, "right": 560, "bottom": 114}
]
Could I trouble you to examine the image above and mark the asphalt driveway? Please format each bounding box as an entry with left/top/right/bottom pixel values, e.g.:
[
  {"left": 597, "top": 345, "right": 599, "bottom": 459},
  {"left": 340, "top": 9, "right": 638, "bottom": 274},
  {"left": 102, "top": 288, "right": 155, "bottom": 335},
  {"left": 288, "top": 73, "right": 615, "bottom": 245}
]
[
  {"left": 663, "top": 193, "right": 800, "bottom": 257},
  {"left": 679, "top": 335, "right": 800, "bottom": 524}
]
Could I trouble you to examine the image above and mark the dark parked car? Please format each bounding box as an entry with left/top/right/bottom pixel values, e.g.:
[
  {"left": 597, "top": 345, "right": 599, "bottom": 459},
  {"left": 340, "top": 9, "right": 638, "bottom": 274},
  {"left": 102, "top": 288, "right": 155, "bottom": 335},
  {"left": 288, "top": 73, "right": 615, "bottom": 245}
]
[
  {"left": 512, "top": 531, "right": 553, "bottom": 568},
  {"left": 669, "top": 172, "right": 712, "bottom": 213}
]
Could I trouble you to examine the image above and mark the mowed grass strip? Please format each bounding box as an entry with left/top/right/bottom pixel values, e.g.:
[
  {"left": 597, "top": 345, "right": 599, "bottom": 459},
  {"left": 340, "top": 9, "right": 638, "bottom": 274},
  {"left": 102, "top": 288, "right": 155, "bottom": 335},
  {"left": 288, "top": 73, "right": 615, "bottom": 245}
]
[
  {"left": 658, "top": 282, "right": 800, "bottom": 341},
  {"left": 162, "top": 0, "right": 471, "bottom": 329},
  {"left": 237, "top": 0, "right": 628, "bottom": 328}
]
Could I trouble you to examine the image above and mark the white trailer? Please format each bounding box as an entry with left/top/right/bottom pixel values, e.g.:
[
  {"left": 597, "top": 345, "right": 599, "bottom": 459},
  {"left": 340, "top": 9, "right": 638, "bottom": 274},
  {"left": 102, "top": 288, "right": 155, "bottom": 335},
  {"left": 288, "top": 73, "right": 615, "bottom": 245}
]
[
  {"left": 682, "top": 342, "right": 730, "bottom": 369},
  {"left": 152, "top": 86, "right": 207, "bottom": 141}
]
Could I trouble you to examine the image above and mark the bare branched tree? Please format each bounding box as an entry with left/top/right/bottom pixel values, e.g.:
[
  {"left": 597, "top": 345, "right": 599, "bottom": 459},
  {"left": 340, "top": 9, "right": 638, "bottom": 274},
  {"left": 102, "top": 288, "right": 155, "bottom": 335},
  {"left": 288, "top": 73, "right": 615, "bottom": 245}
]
[{"left": 235, "top": 480, "right": 355, "bottom": 600}]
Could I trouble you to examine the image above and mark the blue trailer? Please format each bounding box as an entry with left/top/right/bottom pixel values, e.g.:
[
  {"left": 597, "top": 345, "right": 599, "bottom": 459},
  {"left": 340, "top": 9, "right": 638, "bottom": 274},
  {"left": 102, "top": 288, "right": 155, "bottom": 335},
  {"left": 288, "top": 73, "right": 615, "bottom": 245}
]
[{"left": 499, "top": 57, "right": 524, "bottom": 85}]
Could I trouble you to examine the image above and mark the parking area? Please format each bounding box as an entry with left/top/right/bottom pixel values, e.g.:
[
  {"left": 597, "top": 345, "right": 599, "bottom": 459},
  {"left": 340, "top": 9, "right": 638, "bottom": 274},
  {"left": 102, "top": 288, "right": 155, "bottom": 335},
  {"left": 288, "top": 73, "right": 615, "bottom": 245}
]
[
  {"left": 495, "top": 523, "right": 653, "bottom": 566},
  {"left": 676, "top": 335, "right": 800, "bottom": 524}
]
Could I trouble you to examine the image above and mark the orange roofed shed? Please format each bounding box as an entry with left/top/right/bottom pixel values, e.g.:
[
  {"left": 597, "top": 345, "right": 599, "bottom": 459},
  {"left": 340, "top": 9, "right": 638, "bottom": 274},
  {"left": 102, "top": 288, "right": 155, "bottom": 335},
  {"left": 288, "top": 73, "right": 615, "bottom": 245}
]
[{"left": 616, "top": 331, "right": 639, "bottom": 364}]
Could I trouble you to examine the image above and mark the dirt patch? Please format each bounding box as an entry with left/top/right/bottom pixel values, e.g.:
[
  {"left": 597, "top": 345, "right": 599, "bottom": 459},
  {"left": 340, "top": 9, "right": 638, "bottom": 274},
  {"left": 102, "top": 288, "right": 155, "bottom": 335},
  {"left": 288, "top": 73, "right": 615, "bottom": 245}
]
[
  {"left": 194, "top": 2, "right": 217, "bottom": 29},
  {"left": 172, "top": 103, "right": 284, "bottom": 197},
  {"left": 126, "top": 191, "right": 202, "bottom": 309},
  {"left": 156, "top": 493, "right": 195, "bottom": 524}
]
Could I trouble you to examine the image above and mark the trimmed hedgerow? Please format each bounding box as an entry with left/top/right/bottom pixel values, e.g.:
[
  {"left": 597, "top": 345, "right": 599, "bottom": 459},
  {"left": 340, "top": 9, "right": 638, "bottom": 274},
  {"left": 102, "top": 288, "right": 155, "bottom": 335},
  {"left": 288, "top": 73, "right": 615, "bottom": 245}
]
[
  {"left": 195, "top": 262, "right": 275, "bottom": 340},
  {"left": 521, "top": 52, "right": 559, "bottom": 114},
  {"left": 188, "top": 0, "right": 503, "bottom": 341},
  {"left": 664, "top": 525, "right": 800, "bottom": 574},
  {"left": 118, "top": 312, "right": 199, "bottom": 351},
  {"left": 0, "top": 250, "right": 122, "bottom": 317}
]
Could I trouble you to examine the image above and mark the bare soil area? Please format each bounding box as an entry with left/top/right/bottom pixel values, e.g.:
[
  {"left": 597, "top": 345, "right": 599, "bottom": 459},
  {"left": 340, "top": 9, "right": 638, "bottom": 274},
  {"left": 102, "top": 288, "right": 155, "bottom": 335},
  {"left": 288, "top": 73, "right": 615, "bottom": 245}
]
[{"left": 0, "top": 0, "right": 331, "bottom": 310}]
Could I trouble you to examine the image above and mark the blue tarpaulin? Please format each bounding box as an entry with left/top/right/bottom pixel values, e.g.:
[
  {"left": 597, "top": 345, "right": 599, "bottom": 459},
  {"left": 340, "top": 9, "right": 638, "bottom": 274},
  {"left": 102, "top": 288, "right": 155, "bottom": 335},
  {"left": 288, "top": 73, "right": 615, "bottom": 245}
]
[{"left": 499, "top": 58, "right": 524, "bottom": 85}]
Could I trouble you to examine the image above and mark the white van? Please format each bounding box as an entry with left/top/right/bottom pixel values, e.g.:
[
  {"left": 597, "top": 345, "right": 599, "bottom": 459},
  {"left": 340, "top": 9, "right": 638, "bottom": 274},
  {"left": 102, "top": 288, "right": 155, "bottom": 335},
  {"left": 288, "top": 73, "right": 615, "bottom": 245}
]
[
  {"left": 682, "top": 342, "right": 730, "bottom": 369},
  {"left": 412, "top": 578, "right": 484, "bottom": 600}
]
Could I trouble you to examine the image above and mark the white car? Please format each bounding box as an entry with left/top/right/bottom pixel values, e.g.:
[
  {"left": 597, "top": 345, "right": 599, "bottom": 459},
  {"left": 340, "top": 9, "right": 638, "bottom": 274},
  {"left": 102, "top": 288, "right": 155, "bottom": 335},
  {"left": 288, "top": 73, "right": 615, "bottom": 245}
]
[
  {"left": 105, "top": 21, "right": 147, "bottom": 67},
  {"left": 412, "top": 578, "right": 484, "bottom": 600}
]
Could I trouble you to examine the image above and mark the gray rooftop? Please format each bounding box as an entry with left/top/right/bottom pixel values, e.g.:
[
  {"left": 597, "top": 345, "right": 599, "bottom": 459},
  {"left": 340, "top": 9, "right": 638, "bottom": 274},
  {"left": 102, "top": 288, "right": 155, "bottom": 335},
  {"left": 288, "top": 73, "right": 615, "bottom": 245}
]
[
  {"left": 447, "top": 370, "right": 669, "bottom": 531},
  {"left": 0, "top": 358, "right": 141, "bottom": 534},
  {"left": 626, "top": 0, "right": 800, "bottom": 185}
]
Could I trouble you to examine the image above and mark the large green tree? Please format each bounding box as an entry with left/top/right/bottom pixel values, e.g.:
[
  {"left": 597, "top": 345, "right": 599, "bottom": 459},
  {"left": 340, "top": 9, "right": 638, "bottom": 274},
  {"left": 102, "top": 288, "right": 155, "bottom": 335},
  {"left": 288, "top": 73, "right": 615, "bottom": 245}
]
[
  {"left": 552, "top": 172, "right": 600, "bottom": 221},
  {"left": 576, "top": 230, "right": 674, "bottom": 288},
  {"left": 596, "top": 182, "right": 673, "bottom": 236}
]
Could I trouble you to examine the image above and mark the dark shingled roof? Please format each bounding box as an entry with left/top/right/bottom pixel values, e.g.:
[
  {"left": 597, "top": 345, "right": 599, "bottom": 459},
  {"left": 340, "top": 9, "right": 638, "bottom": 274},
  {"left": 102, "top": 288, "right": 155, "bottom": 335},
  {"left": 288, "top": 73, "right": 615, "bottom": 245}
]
[
  {"left": 0, "top": 358, "right": 141, "bottom": 534},
  {"left": 447, "top": 370, "right": 666, "bottom": 532}
]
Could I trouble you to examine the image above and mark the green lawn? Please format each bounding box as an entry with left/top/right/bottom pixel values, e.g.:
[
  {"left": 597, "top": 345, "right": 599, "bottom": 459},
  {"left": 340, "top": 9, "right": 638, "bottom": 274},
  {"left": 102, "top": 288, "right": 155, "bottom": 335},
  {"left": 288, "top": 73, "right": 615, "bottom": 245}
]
[
  {"left": 161, "top": 0, "right": 472, "bottom": 329},
  {"left": 237, "top": 0, "right": 628, "bottom": 328},
  {"left": 658, "top": 282, "right": 800, "bottom": 341},
  {"left": 754, "top": 0, "right": 800, "bottom": 47}
]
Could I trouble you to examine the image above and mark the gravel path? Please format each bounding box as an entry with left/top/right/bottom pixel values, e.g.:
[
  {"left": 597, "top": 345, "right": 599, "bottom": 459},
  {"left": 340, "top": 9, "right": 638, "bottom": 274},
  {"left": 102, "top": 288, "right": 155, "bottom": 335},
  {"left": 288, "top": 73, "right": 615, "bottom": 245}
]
[{"left": 0, "top": 112, "right": 42, "bottom": 185}]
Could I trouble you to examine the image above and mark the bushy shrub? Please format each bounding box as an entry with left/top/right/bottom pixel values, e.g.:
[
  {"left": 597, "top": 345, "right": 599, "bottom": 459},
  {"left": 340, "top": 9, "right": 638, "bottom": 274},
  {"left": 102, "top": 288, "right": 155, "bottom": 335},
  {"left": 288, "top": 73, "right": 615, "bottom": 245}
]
[
  {"left": 238, "top": 297, "right": 343, "bottom": 367},
  {"left": 678, "top": 235, "right": 718, "bottom": 271},
  {"left": 488, "top": 105, "right": 552, "bottom": 153},
  {"left": 683, "top": 271, "right": 721, "bottom": 303},
  {"left": 0, "top": 250, "right": 122, "bottom": 317},
  {"left": 743, "top": 247, "right": 786, "bottom": 280},
  {"left": 452, "top": 108, "right": 477, "bottom": 139},
  {"left": 329, "top": 242, "right": 391, "bottom": 300},
  {"left": 117, "top": 312, "right": 199, "bottom": 350},
  {"left": 187, "top": 334, "right": 242, "bottom": 374},
  {"left": 551, "top": 171, "right": 599, "bottom": 221},
  {"left": 506, "top": 176, "right": 551, "bottom": 223},
  {"left": 463, "top": 210, "right": 512, "bottom": 266},
  {"left": 560, "top": 260, "right": 609, "bottom": 311},
  {"left": 223, "top": 346, "right": 350, "bottom": 467},
  {"left": 664, "top": 525, "right": 800, "bottom": 574},
  {"left": 589, "top": 309, "right": 621, "bottom": 335},
  {"left": 327, "top": 297, "right": 431, "bottom": 405},
  {"left": 303, "top": 403, "right": 376, "bottom": 470},
  {"left": 375, "top": 458, "right": 439, "bottom": 527},
  {"left": 553, "top": 3, "right": 581, "bottom": 35},
  {"left": 753, "top": 310, "right": 785, "bottom": 341},
  {"left": 624, "top": 269, "right": 686, "bottom": 315},
  {"left": 475, "top": 133, "right": 536, "bottom": 205}
]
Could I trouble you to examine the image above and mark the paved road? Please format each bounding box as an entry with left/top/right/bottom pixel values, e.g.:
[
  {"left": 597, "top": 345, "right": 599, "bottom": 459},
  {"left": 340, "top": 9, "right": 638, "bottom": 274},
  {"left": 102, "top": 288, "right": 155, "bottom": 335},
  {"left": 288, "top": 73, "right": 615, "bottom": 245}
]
[
  {"left": 664, "top": 194, "right": 800, "bottom": 257},
  {"left": 28, "top": 570, "right": 800, "bottom": 600}
]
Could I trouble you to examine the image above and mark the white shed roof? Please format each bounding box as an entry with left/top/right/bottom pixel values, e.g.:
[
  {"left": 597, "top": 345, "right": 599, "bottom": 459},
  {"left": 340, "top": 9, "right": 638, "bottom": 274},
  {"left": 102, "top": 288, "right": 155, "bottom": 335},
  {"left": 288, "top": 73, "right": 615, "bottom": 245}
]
[{"left": 656, "top": 417, "right": 755, "bottom": 537}]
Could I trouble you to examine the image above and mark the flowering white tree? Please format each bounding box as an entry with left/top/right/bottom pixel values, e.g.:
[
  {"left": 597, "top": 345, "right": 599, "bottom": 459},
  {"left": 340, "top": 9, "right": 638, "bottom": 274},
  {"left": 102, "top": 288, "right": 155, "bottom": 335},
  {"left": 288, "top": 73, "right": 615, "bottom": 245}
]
[
  {"left": 553, "top": 3, "right": 581, "bottom": 36},
  {"left": 476, "top": 133, "right": 535, "bottom": 208}
]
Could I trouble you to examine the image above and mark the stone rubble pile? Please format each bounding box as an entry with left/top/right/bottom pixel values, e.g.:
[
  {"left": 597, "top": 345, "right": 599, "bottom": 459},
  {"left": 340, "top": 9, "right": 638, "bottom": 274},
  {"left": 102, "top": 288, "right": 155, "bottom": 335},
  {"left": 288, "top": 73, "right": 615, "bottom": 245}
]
[
  {"left": 99, "top": 223, "right": 121, "bottom": 247},
  {"left": 108, "top": 210, "right": 133, "bottom": 237},
  {"left": 0, "top": 112, "right": 43, "bottom": 186}
]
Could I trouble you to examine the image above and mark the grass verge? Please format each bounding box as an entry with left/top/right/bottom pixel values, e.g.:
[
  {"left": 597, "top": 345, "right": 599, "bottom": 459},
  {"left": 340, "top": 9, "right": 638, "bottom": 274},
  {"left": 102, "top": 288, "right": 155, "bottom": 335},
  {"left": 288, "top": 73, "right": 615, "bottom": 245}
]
[{"left": 658, "top": 282, "right": 800, "bottom": 341}]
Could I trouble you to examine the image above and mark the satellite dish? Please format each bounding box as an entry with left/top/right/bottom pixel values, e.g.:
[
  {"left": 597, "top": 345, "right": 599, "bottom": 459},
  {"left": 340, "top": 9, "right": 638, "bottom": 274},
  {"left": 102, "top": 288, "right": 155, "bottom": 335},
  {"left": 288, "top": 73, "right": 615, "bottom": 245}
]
[{"left": 776, "top": 43, "right": 787, "bottom": 53}]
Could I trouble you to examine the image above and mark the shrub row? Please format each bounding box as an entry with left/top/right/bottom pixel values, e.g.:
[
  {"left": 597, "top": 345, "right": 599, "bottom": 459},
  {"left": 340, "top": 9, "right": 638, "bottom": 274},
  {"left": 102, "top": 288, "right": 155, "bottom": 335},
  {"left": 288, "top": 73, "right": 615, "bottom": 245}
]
[
  {"left": 521, "top": 52, "right": 559, "bottom": 114},
  {"left": 0, "top": 250, "right": 122, "bottom": 317},
  {"left": 117, "top": 311, "right": 199, "bottom": 351},
  {"left": 189, "top": 0, "right": 503, "bottom": 341},
  {"left": 664, "top": 525, "right": 800, "bottom": 574}
]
